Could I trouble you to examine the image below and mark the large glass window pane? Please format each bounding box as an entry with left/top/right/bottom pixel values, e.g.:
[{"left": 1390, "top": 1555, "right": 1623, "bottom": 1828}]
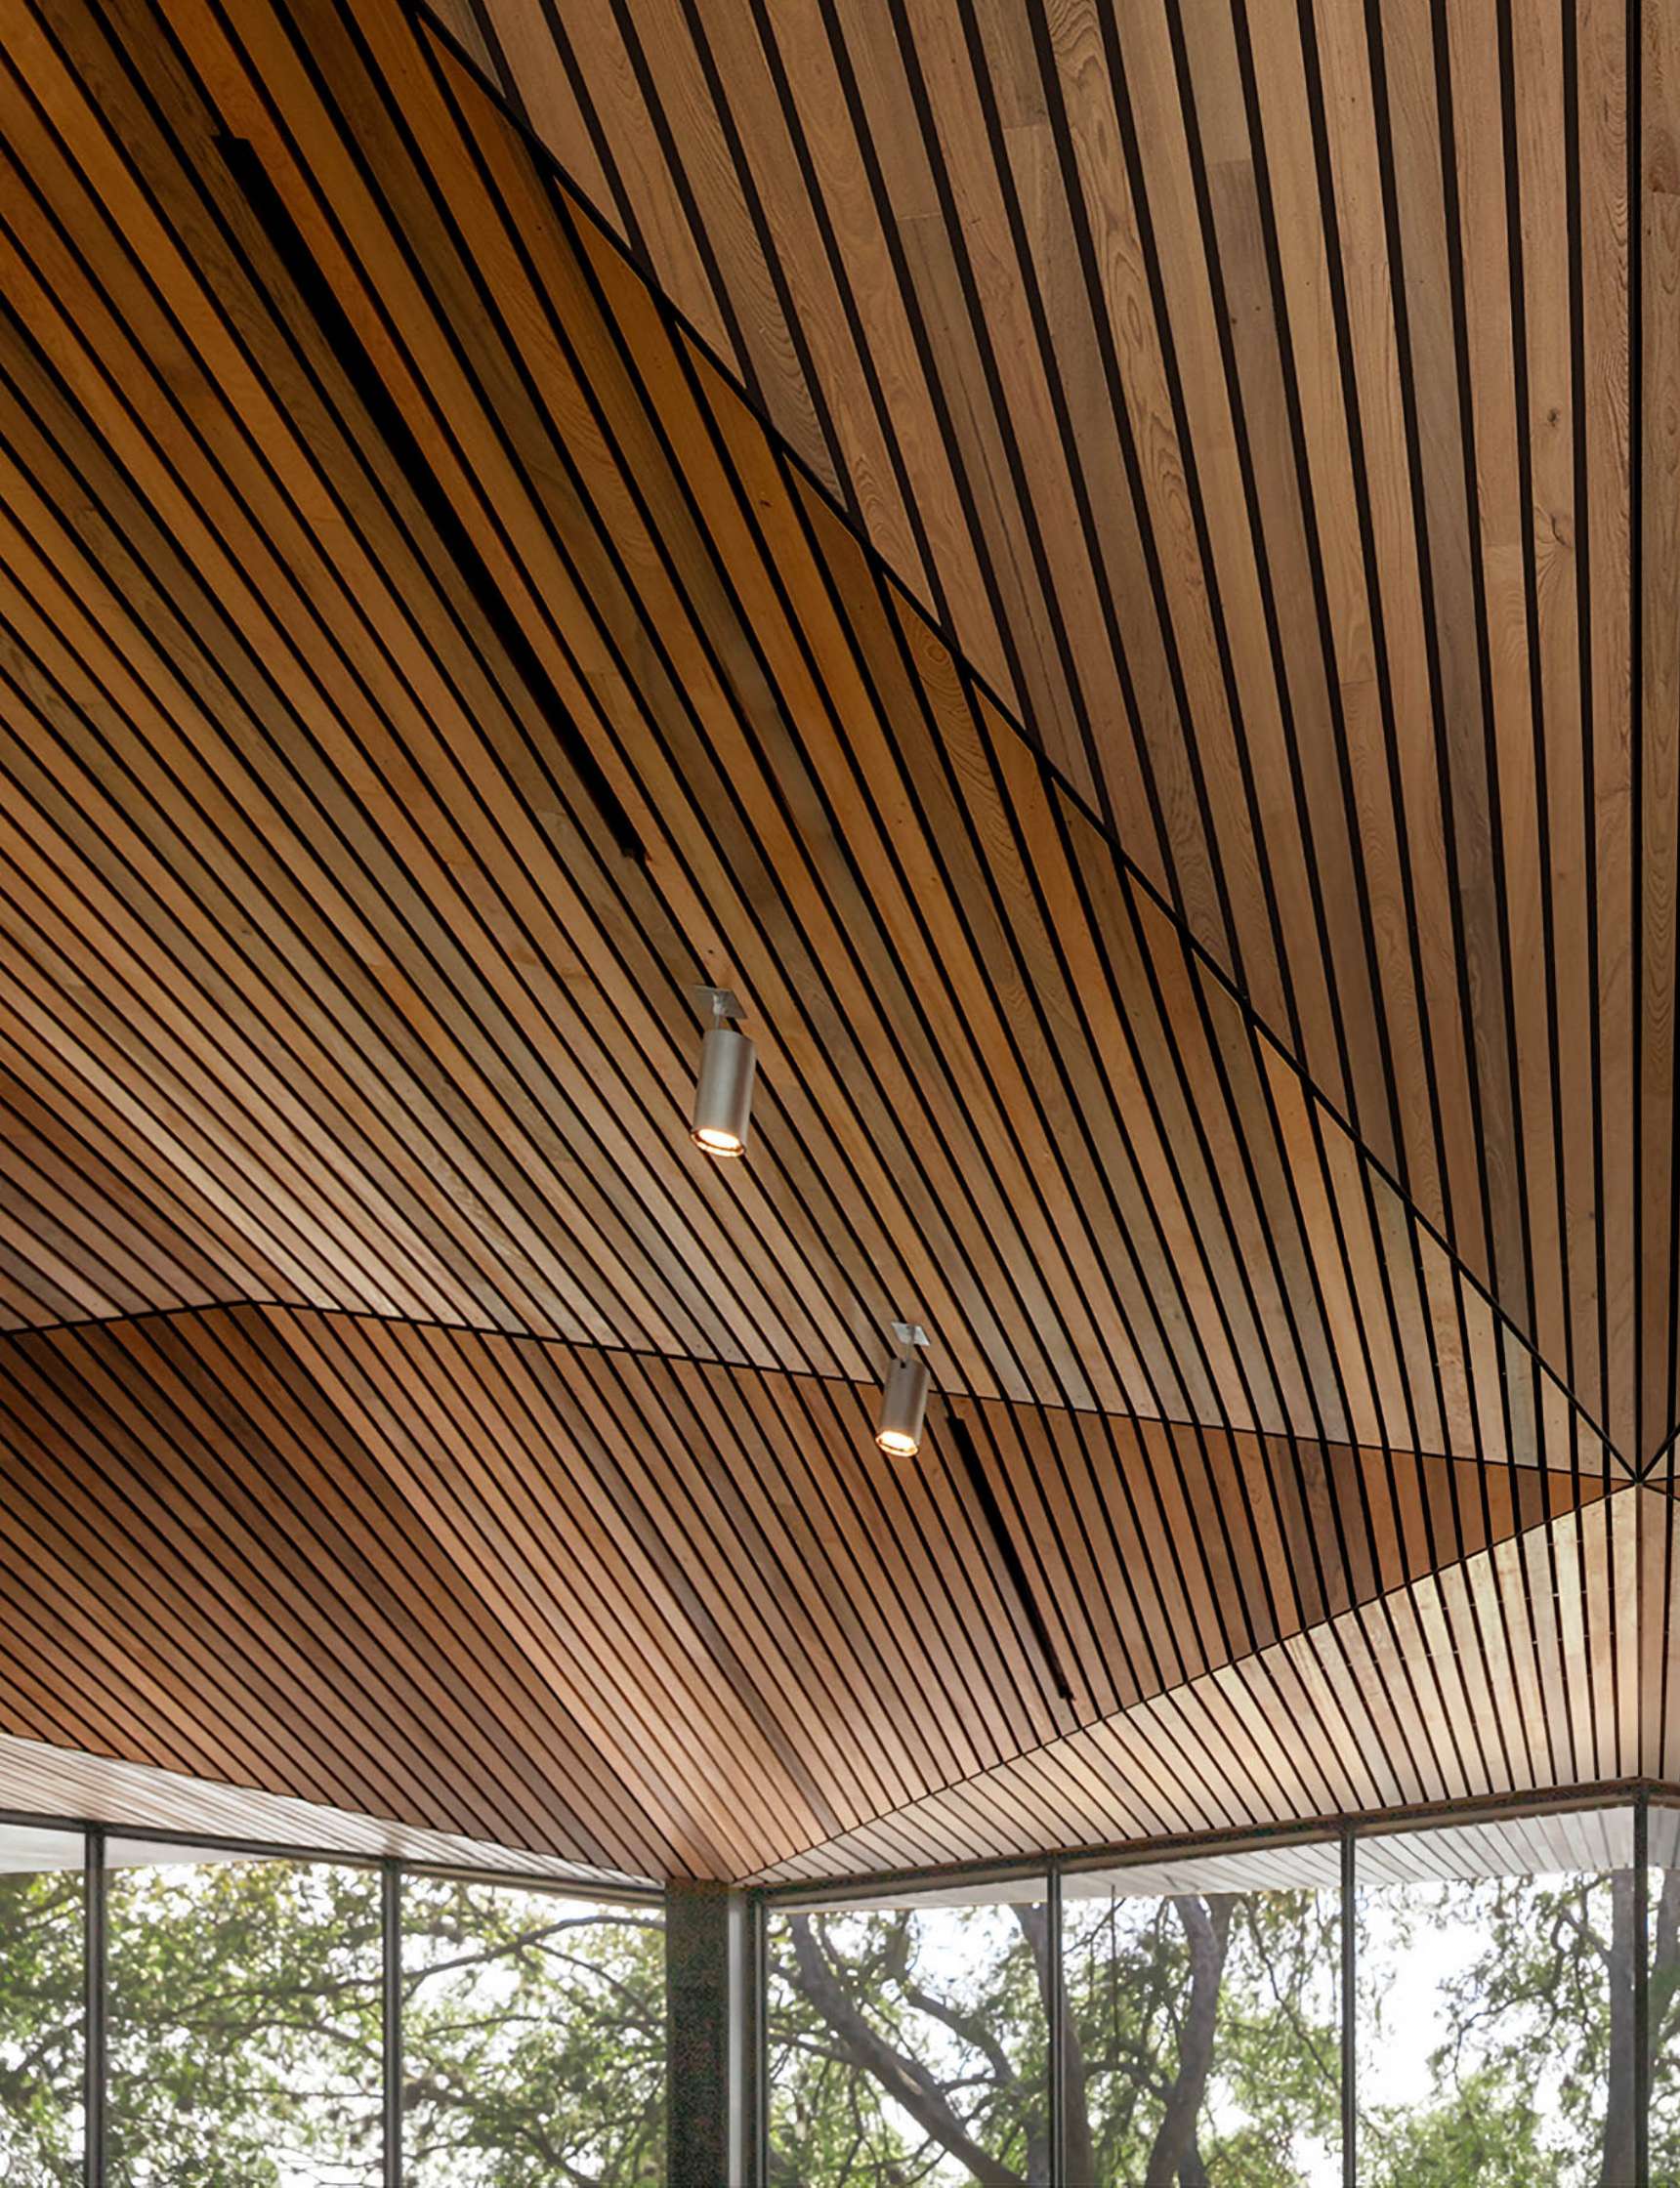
[
  {"left": 400, "top": 1875, "right": 664, "bottom": 2185},
  {"left": 0, "top": 1824, "right": 84, "bottom": 2184},
  {"left": 1648, "top": 1803, "right": 1680, "bottom": 2181},
  {"left": 1355, "top": 1809, "right": 1633, "bottom": 2186},
  {"left": 106, "top": 1843, "right": 382, "bottom": 2186},
  {"left": 766, "top": 1877, "right": 1051, "bottom": 2185},
  {"left": 1061, "top": 1840, "right": 1341, "bottom": 2185}
]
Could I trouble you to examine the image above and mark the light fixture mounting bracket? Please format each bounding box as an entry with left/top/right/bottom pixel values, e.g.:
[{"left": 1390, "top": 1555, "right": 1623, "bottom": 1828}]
[{"left": 693, "top": 983, "right": 743, "bottom": 1025}]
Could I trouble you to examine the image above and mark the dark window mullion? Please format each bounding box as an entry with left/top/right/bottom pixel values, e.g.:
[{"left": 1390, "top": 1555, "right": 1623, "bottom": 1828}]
[
  {"left": 383, "top": 1859, "right": 403, "bottom": 2188},
  {"left": 1636, "top": 1793, "right": 1651, "bottom": 2188},
  {"left": 1342, "top": 1826, "right": 1356, "bottom": 2188},
  {"left": 84, "top": 1825, "right": 105, "bottom": 2188}
]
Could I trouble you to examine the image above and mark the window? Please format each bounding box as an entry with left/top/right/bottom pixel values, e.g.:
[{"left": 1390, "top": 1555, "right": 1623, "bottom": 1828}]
[
  {"left": 1061, "top": 1842, "right": 1342, "bottom": 2186},
  {"left": 0, "top": 1823, "right": 84, "bottom": 2185},
  {"left": 8, "top": 1798, "right": 1675, "bottom": 2183},
  {"left": 1355, "top": 1810, "right": 1634, "bottom": 2187},
  {"left": 400, "top": 1875, "right": 665, "bottom": 2185},
  {"left": 766, "top": 1878, "right": 1051, "bottom": 2185},
  {"left": 105, "top": 1845, "right": 383, "bottom": 2186},
  {"left": 1652, "top": 1804, "right": 1680, "bottom": 2182}
]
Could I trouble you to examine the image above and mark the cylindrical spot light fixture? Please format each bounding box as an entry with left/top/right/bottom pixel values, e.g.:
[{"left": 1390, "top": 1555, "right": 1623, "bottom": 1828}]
[
  {"left": 691, "top": 986, "right": 755, "bottom": 1158},
  {"left": 876, "top": 1323, "right": 931, "bottom": 1457}
]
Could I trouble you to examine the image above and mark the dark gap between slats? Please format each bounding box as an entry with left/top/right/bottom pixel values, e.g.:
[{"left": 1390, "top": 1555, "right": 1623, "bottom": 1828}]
[
  {"left": 215, "top": 132, "right": 645, "bottom": 863},
  {"left": 945, "top": 1411, "right": 1074, "bottom": 1706}
]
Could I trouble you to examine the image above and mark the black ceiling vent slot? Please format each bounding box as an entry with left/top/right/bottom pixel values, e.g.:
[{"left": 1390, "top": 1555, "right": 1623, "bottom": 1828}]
[
  {"left": 945, "top": 1412, "right": 1075, "bottom": 1707},
  {"left": 217, "top": 134, "right": 645, "bottom": 863}
]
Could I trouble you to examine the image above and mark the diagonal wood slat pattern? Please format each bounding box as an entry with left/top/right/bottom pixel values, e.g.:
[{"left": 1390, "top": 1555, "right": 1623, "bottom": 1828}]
[
  {"left": 0, "top": 0, "right": 1665, "bottom": 1880},
  {"left": 0, "top": 1304, "right": 1600, "bottom": 1876},
  {"left": 460, "top": 0, "right": 1668, "bottom": 1471},
  {"left": 0, "top": 1725, "right": 649, "bottom": 1885},
  {"left": 0, "top": 0, "right": 1597, "bottom": 1453},
  {"left": 753, "top": 1486, "right": 1648, "bottom": 1884}
]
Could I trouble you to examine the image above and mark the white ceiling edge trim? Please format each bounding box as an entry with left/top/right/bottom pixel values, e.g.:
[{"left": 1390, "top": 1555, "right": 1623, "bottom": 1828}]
[{"left": 0, "top": 1730, "right": 657, "bottom": 1894}]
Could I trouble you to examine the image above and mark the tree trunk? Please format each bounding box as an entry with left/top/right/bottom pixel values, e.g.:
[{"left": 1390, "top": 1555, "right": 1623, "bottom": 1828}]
[
  {"left": 1012, "top": 1902, "right": 1100, "bottom": 2187},
  {"left": 1642, "top": 1867, "right": 1680, "bottom": 2185},
  {"left": 1601, "top": 1868, "right": 1636, "bottom": 2188},
  {"left": 1144, "top": 1897, "right": 1233, "bottom": 2186}
]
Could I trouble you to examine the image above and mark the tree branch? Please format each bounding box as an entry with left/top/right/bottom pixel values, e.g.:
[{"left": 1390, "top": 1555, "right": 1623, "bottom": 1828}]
[{"left": 780, "top": 1915, "right": 1029, "bottom": 2188}]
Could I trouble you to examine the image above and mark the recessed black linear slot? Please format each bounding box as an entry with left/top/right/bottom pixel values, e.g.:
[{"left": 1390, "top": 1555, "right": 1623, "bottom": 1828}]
[
  {"left": 216, "top": 134, "right": 646, "bottom": 863},
  {"left": 945, "top": 1412, "right": 1075, "bottom": 1706}
]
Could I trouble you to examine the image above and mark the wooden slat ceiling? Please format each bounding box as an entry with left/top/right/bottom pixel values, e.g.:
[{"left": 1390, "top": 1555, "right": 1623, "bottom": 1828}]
[
  {"left": 0, "top": 1305, "right": 1601, "bottom": 1878},
  {"left": 0, "top": 0, "right": 1664, "bottom": 1880},
  {"left": 790, "top": 1803, "right": 1647, "bottom": 1906},
  {"left": 754, "top": 1487, "right": 1651, "bottom": 1884},
  {"left": 454, "top": 0, "right": 1668, "bottom": 1466}
]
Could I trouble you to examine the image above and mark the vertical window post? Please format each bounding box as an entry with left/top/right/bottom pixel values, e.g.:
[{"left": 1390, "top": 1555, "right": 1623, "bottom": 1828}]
[
  {"left": 84, "top": 1827, "right": 105, "bottom": 2188},
  {"left": 1341, "top": 1828, "right": 1356, "bottom": 2188},
  {"left": 1636, "top": 1794, "right": 1650, "bottom": 2188},
  {"left": 748, "top": 1891, "right": 768, "bottom": 2188},
  {"left": 1047, "top": 1866, "right": 1066, "bottom": 2188},
  {"left": 383, "top": 1860, "right": 402, "bottom": 2188},
  {"left": 666, "top": 1883, "right": 754, "bottom": 2186}
]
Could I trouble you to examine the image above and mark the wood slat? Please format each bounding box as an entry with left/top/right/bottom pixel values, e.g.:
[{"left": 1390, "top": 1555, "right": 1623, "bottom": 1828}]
[
  {"left": 0, "top": 1305, "right": 1599, "bottom": 1876},
  {"left": 0, "top": 1727, "right": 645, "bottom": 1884}
]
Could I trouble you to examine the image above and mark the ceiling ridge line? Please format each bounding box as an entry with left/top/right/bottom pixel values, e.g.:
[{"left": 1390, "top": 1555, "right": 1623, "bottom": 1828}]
[
  {"left": 0, "top": 1299, "right": 1625, "bottom": 1473},
  {"left": 730, "top": 1474, "right": 1632, "bottom": 1884},
  {"left": 247, "top": 1303, "right": 778, "bottom": 1876},
  {"left": 395, "top": 0, "right": 1621, "bottom": 1466}
]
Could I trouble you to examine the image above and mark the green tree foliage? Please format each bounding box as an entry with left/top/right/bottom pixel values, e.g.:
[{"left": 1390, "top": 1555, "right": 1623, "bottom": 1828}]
[
  {"left": 399, "top": 1877, "right": 664, "bottom": 2186},
  {"left": 767, "top": 1890, "right": 1341, "bottom": 2186},
  {"left": 767, "top": 1903, "right": 1050, "bottom": 2186},
  {"left": 0, "top": 1865, "right": 81, "bottom": 2187},
  {"left": 1, "top": 1842, "right": 1676, "bottom": 2186},
  {"left": 767, "top": 1859, "right": 1679, "bottom": 2186},
  {"left": 1064, "top": 1889, "right": 1340, "bottom": 2186},
  {"left": 1356, "top": 1874, "right": 1617, "bottom": 2188},
  {"left": 107, "top": 1859, "right": 384, "bottom": 2186},
  {"left": 1358, "top": 1867, "right": 1680, "bottom": 2188},
  {"left": 0, "top": 1860, "right": 664, "bottom": 2188}
]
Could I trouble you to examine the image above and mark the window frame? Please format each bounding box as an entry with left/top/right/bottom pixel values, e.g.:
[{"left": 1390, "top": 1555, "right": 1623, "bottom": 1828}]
[
  {"left": 1, "top": 1781, "right": 1660, "bottom": 2188},
  {"left": 0, "top": 1807, "right": 662, "bottom": 2188},
  {"left": 753, "top": 1784, "right": 1655, "bottom": 2188}
]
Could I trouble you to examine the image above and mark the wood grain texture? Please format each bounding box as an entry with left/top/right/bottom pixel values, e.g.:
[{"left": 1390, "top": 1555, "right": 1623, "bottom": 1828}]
[
  {"left": 0, "top": 0, "right": 1665, "bottom": 1878},
  {"left": 751, "top": 1487, "right": 1644, "bottom": 1883},
  {"left": 462, "top": 0, "right": 1666, "bottom": 1466},
  {"left": 0, "top": 1304, "right": 1600, "bottom": 1875}
]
